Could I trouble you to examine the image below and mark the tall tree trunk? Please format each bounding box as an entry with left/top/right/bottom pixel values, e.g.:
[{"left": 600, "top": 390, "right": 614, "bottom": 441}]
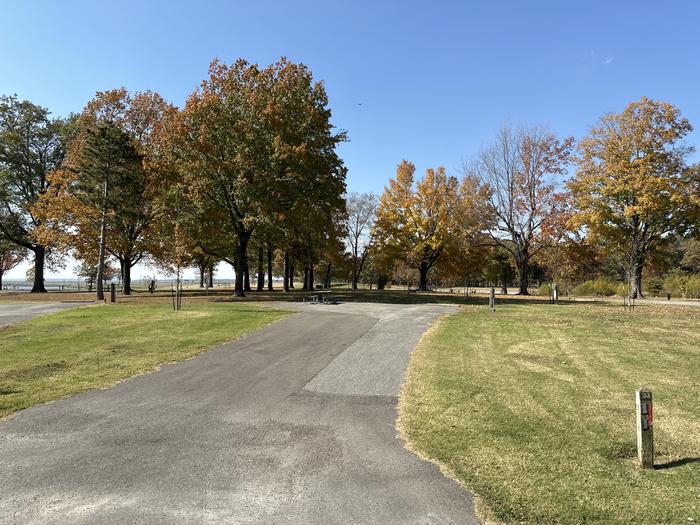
[
  {"left": 289, "top": 264, "right": 295, "bottom": 289},
  {"left": 208, "top": 265, "right": 214, "bottom": 287},
  {"left": 267, "top": 246, "right": 273, "bottom": 291},
  {"left": 234, "top": 234, "right": 250, "bottom": 297},
  {"left": 418, "top": 261, "right": 429, "bottom": 291},
  {"left": 352, "top": 249, "right": 358, "bottom": 291},
  {"left": 355, "top": 248, "right": 369, "bottom": 290},
  {"left": 283, "top": 251, "right": 290, "bottom": 293},
  {"left": 199, "top": 266, "right": 205, "bottom": 288},
  {"left": 302, "top": 266, "right": 309, "bottom": 291},
  {"left": 324, "top": 263, "right": 331, "bottom": 288},
  {"left": 0, "top": 270, "right": 3, "bottom": 290},
  {"left": 243, "top": 259, "right": 251, "bottom": 292},
  {"left": 516, "top": 252, "right": 529, "bottom": 295},
  {"left": 630, "top": 253, "right": 646, "bottom": 299},
  {"left": 30, "top": 244, "right": 47, "bottom": 293},
  {"left": 122, "top": 258, "right": 132, "bottom": 295},
  {"left": 308, "top": 263, "right": 315, "bottom": 291},
  {"left": 96, "top": 197, "right": 108, "bottom": 301},
  {"left": 118, "top": 259, "right": 125, "bottom": 290},
  {"left": 256, "top": 245, "right": 264, "bottom": 292}
]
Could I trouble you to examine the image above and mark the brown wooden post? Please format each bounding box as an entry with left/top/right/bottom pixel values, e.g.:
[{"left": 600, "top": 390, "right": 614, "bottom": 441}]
[
  {"left": 110, "top": 283, "right": 116, "bottom": 303},
  {"left": 636, "top": 388, "right": 654, "bottom": 468}
]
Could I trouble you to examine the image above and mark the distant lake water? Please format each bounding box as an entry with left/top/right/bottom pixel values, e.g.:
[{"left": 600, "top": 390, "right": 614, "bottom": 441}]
[{"left": 1, "top": 278, "right": 234, "bottom": 292}]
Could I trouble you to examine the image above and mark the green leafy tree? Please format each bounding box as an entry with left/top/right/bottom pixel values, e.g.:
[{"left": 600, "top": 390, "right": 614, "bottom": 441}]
[
  {"left": 483, "top": 247, "right": 516, "bottom": 294},
  {"left": 0, "top": 95, "right": 67, "bottom": 292},
  {"left": 76, "top": 259, "right": 118, "bottom": 292}
]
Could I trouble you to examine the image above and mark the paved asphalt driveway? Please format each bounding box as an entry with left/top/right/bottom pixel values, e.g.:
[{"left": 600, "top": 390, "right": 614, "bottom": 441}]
[
  {"left": 0, "top": 302, "right": 478, "bottom": 524},
  {"left": 0, "top": 302, "right": 88, "bottom": 329}
]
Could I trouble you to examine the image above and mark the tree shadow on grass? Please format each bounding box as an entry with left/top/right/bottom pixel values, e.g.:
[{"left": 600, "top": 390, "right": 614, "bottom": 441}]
[
  {"left": 113, "top": 288, "right": 607, "bottom": 308},
  {"left": 175, "top": 289, "right": 602, "bottom": 307},
  {"left": 654, "top": 457, "right": 700, "bottom": 470}
]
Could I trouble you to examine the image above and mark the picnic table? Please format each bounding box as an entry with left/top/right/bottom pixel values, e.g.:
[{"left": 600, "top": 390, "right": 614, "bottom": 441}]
[{"left": 304, "top": 290, "right": 335, "bottom": 304}]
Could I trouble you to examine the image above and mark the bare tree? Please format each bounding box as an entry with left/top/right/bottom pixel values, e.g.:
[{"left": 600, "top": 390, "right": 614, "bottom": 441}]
[
  {"left": 470, "top": 126, "right": 573, "bottom": 294},
  {"left": 345, "top": 192, "right": 378, "bottom": 291}
]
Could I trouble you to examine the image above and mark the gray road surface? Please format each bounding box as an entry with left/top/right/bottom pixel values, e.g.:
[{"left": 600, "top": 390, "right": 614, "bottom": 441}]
[
  {"left": 0, "top": 302, "right": 478, "bottom": 524},
  {"left": 0, "top": 302, "right": 88, "bottom": 329}
]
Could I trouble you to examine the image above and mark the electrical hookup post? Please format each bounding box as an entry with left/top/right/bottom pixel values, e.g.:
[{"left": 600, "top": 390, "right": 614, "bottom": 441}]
[{"left": 636, "top": 388, "right": 654, "bottom": 468}]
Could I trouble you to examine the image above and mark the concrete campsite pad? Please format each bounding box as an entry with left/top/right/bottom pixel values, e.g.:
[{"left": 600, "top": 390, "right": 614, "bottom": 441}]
[{"left": 0, "top": 302, "right": 88, "bottom": 329}]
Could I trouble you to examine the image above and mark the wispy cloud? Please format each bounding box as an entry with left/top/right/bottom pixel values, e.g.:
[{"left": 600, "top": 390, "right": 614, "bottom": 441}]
[{"left": 573, "top": 50, "right": 616, "bottom": 79}]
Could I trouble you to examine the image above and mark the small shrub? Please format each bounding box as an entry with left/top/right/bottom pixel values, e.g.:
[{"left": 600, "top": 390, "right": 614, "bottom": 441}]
[
  {"left": 571, "top": 277, "right": 621, "bottom": 296},
  {"left": 663, "top": 270, "right": 689, "bottom": 298},
  {"left": 571, "top": 280, "right": 594, "bottom": 296},
  {"left": 616, "top": 283, "right": 628, "bottom": 297},
  {"left": 592, "top": 277, "right": 620, "bottom": 296},
  {"left": 684, "top": 274, "right": 700, "bottom": 299},
  {"left": 536, "top": 283, "right": 551, "bottom": 296},
  {"left": 644, "top": 277, "right": 664, "bottom": 297}
]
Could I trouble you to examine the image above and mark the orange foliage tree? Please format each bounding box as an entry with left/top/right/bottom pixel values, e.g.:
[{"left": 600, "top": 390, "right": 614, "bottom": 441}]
[
  {"left": 374, "top": 161, "right": 481, "bottom": 290},
  {"left": 34, "top": 89, "right": 172, "bottom": 295},
  {"left": 156, "top": 58, "right": 346, "bottom": 296},
  {"left": 570, "top": 97, "right": 699, "bottom": 298}
]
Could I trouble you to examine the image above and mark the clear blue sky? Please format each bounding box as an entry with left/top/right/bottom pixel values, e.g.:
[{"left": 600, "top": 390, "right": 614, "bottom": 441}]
[{"left": 3, "top": 0, "right": 699, "bottom": 279}]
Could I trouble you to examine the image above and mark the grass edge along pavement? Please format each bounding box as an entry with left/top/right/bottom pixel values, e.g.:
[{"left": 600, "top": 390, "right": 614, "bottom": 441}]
[
  {"left": 396, "top": 315, "right": 500, "bottom": 525},
  {"left": 397, "top": 302, "right": 699, "bottom": 524},
  {"left": 0, "top": 302, "right": 290, "bottom": 419}
]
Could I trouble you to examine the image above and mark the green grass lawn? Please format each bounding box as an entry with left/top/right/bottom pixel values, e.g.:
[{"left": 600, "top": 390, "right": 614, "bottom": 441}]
[
  {"left": 0, "top": 302, "right": 289, "bottom": 419},
  {"left": 398, "top": 303, "right": 699, "bottom": 524}
]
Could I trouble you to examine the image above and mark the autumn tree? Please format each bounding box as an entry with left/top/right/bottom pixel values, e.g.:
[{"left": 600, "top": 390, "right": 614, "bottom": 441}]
[
  {"left": 159, "top": 58, "right": 346, "bottom": 296},
  {"left": 535, "top": 233, "right": 601, "bottom": 290},
  {"left": 345, "top": 192, "right": 377, "bottom": 291},
  {"left": 37, "top": 89, "right": 171, "bottom": 294},
  {"left": 0, "top": 95, "right": 67, "bottom": 292},
  {"left": 39, "top": 122, "right": 145, "bottom": 300},
  {"left": 148, "top": 181, "right": 197, "bottom": 290},
  {"left": 569, "top": 98, "right": 699, "bottom": 298},
  {"left": 84, "top": 89, "right": 172, "bottom": 293},
  {"left": 470, "top": 126, "right": 573, "bottom": 294},
  {"left": 680, "top": 238, "right": 700, "bottom": 273},
  {"left": 374, "top": 161, "right": 463, "bottom": 290},
  {"left": 0, "top": 239, "right": 24, "bottom": 289}
]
